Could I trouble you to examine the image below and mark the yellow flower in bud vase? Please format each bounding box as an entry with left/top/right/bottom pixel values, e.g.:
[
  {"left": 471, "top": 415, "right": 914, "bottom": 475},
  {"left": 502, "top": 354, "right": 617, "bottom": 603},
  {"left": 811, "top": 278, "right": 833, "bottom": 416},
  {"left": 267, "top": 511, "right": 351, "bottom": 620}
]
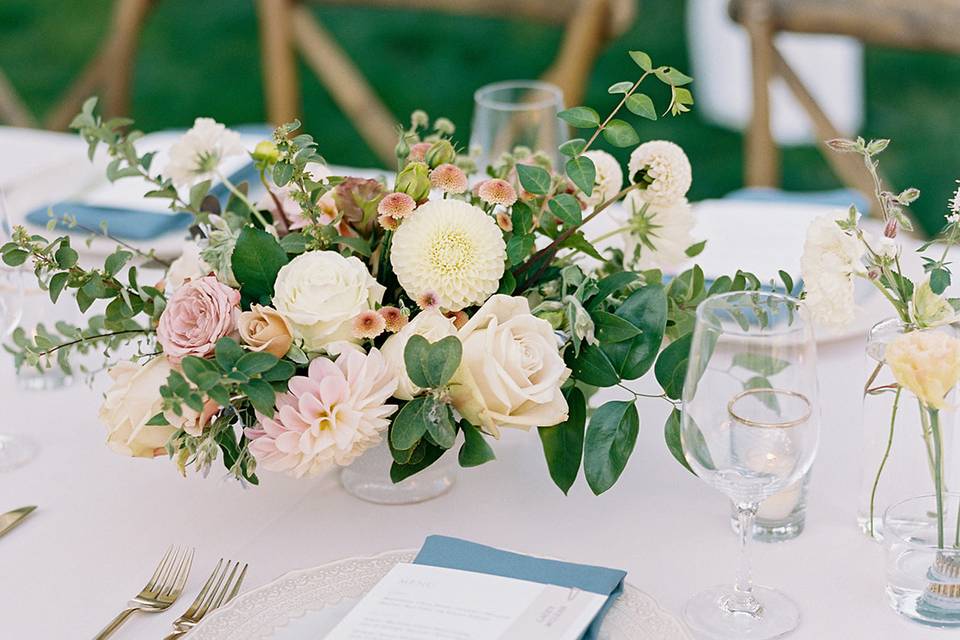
[
  {"left": 886, "top": 330, "right": 960, "bottom": 409},
  {"left": 911, "top": 279, "right": 957, "bottom": 328}
]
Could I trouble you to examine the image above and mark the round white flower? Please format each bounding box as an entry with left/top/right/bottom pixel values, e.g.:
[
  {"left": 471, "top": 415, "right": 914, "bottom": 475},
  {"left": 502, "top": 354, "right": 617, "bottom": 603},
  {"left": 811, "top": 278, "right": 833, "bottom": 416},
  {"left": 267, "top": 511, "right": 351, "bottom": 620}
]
[
  {"left": 272, "top": 251, "right": 385, "bottom": 351},
  {"left": 165, "top": 117, "right": 244, "bottom": 189},
  {"left": 582, "top": 150, "right": 623, "bottom": 208},
  {"left": 800, "top": 213, "right": 864, "bottom": 328},
  {"left": 164, "top": 241, "right": 211, "bottom": 293},
  {"left": 618, "top": 191, "right": 696, "bottom": 271},
  {"left": 380, "top": 310, "right": 457, "bottom": 400},
  {"left": 627, "top": 140, "right": 692, "bottom": 207},
  {"left": 390, "top": 199, "right": 506, "bottom": 311},
  {"left": 876, "top": 236, "right": 898, "bottom": 260},
  {"left": 449, "top": 295, "right": 570, "bottom": 436}
]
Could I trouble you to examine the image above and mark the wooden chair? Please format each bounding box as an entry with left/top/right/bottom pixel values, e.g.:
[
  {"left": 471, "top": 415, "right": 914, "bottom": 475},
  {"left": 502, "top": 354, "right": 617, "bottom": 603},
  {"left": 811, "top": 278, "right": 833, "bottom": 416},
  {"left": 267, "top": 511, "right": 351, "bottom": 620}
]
[
  {"left": 256, "top": 0, "right": 636, "bottom": 166},
  {"left": 729, "top": 0, "right": 960, "bottom": 209}
]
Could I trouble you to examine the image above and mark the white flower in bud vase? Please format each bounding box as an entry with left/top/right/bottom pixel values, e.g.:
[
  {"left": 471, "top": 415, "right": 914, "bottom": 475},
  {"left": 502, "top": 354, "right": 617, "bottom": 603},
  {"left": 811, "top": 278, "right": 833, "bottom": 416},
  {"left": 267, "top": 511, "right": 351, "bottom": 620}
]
[
  {"left": 618, "top": 191, "right": 696, "bottom": 271},
  {"left": 390, "top": 199, "right": 506, "bottom": 311},
  {"left": 800, "top": 213, "right": 864, "bottom": 328},
  {"left": 582, "top": 150, "right": 623, "bottom": 208},
  {"left": 272, "top": 251, "right": 385, "bottom": 351},
  {"left": 164, "top": 241, "right": 211, "bottom": 293},
  {"left": 165, "top": 117, "right": 244, "bottom": 189},
  {"left": 380, "top": 309, "right": 457, "bottom": 400},
  {"left": 449, "top": 295, "right": 570, "bottom": 436},
  {"left": 627, "top": 140, "right": 692, "bottom": 207}
]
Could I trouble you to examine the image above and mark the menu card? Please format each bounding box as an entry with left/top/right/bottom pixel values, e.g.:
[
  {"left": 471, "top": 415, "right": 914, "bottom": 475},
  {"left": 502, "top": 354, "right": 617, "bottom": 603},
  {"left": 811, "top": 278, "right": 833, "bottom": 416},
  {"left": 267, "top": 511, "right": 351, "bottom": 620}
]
[{"left": 324, "top": 563, "right": 608, "bottom": 640}]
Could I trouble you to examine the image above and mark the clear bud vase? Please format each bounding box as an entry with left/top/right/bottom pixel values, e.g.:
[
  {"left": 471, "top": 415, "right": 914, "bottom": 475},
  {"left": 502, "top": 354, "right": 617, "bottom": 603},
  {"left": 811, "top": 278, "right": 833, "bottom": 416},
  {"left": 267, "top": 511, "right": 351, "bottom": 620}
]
[
  {"left": 339, "top": 440, "right": 457, "bottom": 504},
  {"left": 857, "top": 319, "right": 960, "bottom": 539}
]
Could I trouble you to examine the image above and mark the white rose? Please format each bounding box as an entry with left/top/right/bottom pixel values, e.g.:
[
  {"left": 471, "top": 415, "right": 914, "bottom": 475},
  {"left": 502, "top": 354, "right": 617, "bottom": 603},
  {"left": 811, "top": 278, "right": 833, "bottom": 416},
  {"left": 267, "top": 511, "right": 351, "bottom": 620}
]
[
  {"left": 272, "top": 250, "right": 385, "bottom": 351},
  {"left": 449, "top": 295, "right": 570, "bottom": 435},
  {"left": 100, "top": 358, "right": 198, "bottom": 457},
  {"left": 164, "top": 241, "right": 211, "bottom": 293},
  {"left": 381, "top": 310, "right": 457, "bottom": 400}
]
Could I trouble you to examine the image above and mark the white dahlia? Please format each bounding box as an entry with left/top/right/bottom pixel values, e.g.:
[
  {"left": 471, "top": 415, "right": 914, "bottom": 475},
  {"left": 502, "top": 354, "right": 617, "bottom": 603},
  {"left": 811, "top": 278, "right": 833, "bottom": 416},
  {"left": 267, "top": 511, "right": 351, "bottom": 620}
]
[
  {"left": 165, "top": 117, "right": 244, "bottom": 189},
  {"left": 619, "top": 191, "right": 696, "bottom": 271},
  {"left": 582, "top": 150, "right": 623, "bottom": 208},
  {"left": 390, "top": 199, "right": 506, "bottom": 311},
  {"left": 627, "top": 140, "right": 692, "bottom": 207},
  {"left": 800, "top": 213, "right": 864, "bottom": 328}
]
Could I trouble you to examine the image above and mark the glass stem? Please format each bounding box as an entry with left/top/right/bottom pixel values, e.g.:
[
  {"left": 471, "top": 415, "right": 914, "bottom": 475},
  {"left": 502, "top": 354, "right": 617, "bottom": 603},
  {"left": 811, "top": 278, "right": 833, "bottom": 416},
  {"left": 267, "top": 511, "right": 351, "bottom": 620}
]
[{"left": 728, "top": 502, "right": 762, "bottom": 616}]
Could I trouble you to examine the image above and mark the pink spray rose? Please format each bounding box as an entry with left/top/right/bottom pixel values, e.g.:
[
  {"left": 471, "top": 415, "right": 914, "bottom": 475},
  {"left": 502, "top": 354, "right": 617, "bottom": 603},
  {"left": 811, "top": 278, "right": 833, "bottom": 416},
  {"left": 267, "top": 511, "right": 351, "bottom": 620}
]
[{"left": 158, "top": 275, "right": 241, "bottom": 362}]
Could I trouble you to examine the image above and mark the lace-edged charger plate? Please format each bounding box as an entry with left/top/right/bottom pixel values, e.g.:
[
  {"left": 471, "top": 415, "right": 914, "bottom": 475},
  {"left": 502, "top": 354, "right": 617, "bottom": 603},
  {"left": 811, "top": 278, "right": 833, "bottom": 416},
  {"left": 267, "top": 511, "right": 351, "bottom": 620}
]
[{"left": 190, "top": 550, "right": 692, "bottom": 640}]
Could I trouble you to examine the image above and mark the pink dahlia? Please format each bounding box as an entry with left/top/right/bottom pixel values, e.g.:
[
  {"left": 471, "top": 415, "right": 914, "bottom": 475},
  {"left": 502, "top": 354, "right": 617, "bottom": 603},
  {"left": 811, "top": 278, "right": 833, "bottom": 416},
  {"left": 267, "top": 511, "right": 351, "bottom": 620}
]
[
  {"left": 245, "top": 348, "right": 398, "bottom": 477},
  {"left": 353, "top": 310, "right": 386, "bottom": 339},
  {"left": 157, "top": 276, "right": 240, "bottom": 362},
  {"left": 429, "top": 163, "right": 468, "bottom": 194},
  {"left": 477, "top": 178, "right": 518, "bottom": 206},
  {"left": 378, "top": 306, "right": 408, "bottom": 332},
  {"left": 408, "top": 141, "right": 432, "bottom": 163},
  {"left": 378, "top": 192, "right": 416, "bottom": 219}
]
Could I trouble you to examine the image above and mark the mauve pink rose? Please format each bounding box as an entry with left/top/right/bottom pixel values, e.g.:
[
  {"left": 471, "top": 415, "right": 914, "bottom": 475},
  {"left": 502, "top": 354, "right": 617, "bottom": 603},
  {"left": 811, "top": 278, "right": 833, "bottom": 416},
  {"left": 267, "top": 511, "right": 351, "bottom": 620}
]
[{"left": 158, "top": 275, "right": 241, "bottom": 362}]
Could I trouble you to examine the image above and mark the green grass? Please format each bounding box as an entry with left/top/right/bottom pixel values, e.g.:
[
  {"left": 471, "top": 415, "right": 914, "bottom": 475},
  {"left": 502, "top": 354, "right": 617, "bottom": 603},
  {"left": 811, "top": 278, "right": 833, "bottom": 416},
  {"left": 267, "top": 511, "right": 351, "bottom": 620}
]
[{"left": 2, "top": 0, "right": 958, "bottom": 235}]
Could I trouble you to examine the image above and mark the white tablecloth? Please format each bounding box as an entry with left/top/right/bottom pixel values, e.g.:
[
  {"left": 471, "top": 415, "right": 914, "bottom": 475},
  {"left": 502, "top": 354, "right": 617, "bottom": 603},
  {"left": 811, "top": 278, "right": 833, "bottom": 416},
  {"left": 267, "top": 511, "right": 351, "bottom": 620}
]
[{"left": 0, "top": 128, "right": 945, "bottom": 639}]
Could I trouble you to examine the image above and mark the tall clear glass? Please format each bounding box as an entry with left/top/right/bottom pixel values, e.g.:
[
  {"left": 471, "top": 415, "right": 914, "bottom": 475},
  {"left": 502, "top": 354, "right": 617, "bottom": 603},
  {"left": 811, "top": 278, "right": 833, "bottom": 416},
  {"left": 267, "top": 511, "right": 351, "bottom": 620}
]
[
  {"left": 681, "top": 291, "right": 820, "bottom": 639},
  {"left": 470, "top": 80, "right": 566, "bottom": 171},
  {"left": 0, "top": 189, "right": 31, "bottom": 471}
]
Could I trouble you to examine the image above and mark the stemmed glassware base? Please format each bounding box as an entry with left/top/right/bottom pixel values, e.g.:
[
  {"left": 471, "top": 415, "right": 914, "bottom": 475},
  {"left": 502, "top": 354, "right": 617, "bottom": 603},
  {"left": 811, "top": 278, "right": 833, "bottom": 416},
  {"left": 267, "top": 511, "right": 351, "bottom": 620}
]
[
  {"left": 0, "top": 434, "right": 39, "bottom": 472},
  {"left": 684, "top": 585, "right": 800, "bottom": 639}
]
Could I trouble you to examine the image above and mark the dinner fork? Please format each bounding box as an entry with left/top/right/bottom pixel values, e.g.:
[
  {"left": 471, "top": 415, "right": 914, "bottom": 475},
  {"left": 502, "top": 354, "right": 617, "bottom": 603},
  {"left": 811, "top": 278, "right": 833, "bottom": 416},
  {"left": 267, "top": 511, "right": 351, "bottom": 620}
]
[
  {"left": 93, "top": 546, "right": 194, "bottom": 640},
  {"left": 162, "top": 558, "right": 248, "bottom": 640}
]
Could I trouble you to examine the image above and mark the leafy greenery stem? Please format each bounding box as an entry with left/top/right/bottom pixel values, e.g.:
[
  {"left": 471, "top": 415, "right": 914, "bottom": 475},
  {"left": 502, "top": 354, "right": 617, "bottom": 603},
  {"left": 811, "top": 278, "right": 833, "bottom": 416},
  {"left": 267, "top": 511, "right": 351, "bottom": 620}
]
[
  {"left": 217, "top": 171, "right": 270, "bottom": 229},
  {"left": 868, "top": 386, "right": 900, "bottom": 538},
  {"left": 581, "top": 71, "right": 651, "bottom": 155},
  {"left": 616, "top": 383, "right": 679, "bottom": 407},
  {"left": 258, "top": 170, "right": 292, "bottom": 231},
  {"left": 867, "top": 277, "right": 910, "bottom": 323},
  {"left": 862, "top": 152, "right": 891, "bottom": 225},
  {"left": 931, "top": 408, "right": 945, "bottom": 548},
  {"left": 590, "top": 224, "right": 633, "bottom": 245},
  {"left": 34, "top": 328, "right": 154, "bottom": 357},
  {"left": 58, "top": 216, "right": 171, "bottom": 268}
]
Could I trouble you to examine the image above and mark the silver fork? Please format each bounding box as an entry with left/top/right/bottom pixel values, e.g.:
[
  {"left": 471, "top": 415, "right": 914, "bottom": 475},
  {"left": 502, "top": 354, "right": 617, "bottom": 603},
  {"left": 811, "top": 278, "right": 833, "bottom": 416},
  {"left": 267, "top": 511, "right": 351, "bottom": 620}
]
[
  {"left": 162, "top": 559, "right": 248, "bottom": 640},
  {"left": 94, "top": 546, "right": 194, "bottom": 639}
]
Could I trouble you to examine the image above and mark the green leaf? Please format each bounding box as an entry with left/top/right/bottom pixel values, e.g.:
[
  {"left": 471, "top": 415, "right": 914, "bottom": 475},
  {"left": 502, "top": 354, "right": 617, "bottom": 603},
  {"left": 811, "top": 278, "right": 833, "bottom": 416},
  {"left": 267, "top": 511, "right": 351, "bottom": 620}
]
[
  {"left": 558, "top": 138, "right": 586, "bottom": 157},
  {"left": 685, "top": 240, "right": 707, "bottom": 258},
  {"left": 548, "top": 194, "right": 583, "bottom": 227},
  {"left": 231, "top": 226, "right": 289, "bottom": 305},
  {"left": 459, "top": 421, "right": 496, "bottom": 467},
  {"left": 54, "top": 244, "right": 78, "bottom": 269},
  {"left": 241, "top": 379, "right": 277, "bottom": 416},
  {"left": 654, "top": 333, "right": 692, "bottom": 399},
  {"left": 538, "top": 387, "right": 585, "bottom": 494},
  {"left": 664, "top": 408, "right": 695, "bottom": 475},
  {"left": 425, "top": 402, "right": 457, "bottom": 450},
  {"left": 601, "top": 284, "right": 668, "bottom": 380},
  {"left": 390, "top": 441, "right": 446, "bottom": 483},
  {"left": 625, "top": 93, "right": 657, "bottom": 120},
  {"left": 236, "top": 351, "right": 280, "bottom": 376},
  {"left": 390, "top": 396, "right": 432, "bottom": 451},
  {"left": 403, "top": 335, "right": 462, "bottom": 389},
  {"left": 584, "top": 400, "right": 640, "bottom": 495},
  {"left": 557, "top": 106, "right": 600, "bottom": 129},
  {"left": 498, "top": 270, "right": 516, "bottom": 295},
  {"left": 181, "top": 355, "right": 218, "bottom": 387},
  {"left": 507, "top": 234, "right": 535, "bottom": 266},
  {"left": 516, "top": 164, "right": 552, "bottom": 196},
  {"left": 273, "top": 162, "right": 294, "bottom": 187},
  {"left": 732, "top": 353, "right": 790, "bottom": 376},
  {"left": 261, "top": 360, "right": 296, "bottom": 382},
  {"left": 557, "top": 232, "right": 603, "bottom": 261},
  {"left": 335, "top": 235, "right": 372, "bottom": 257},
  {"left": 2, "top": 249, "right": 27, "bottom": 267},
  {"left": 104, "top": 250, "right": 132, "bottom": 276},
  {"left": 565, "top": 155, "right": 596, "bottom": 195},
  {"left": 279, "top": 232, "right": 309, "bottom": 255},
  {"left": 608, "top": 81, "right": 633, "bottom": 94},
  {"left": 189, "top": 180, "right": 212, "bottom": 211},
  {"left": 931, "top": 268, "right": 951, "bottom": 295},
  {"left": 567, "top": 343, "right": 620, "bottom": 387},
  {"left": 214, "top": 337, "right": 245, "bottom": 370},
  {"left": 146, "top": 412, "right": 169, "bottom": 427},
  {"left": 744, "top": 376, "right": 781, "bottom": 412},
  {"left": 654, "top": 66, "right": 693, "bottom": 86},
  {"left": 629, "top": 50, "right": 653, "bottom": 71},
  {"left": 587, "top": 272, "right": 639, "bottom": 311},
  {"left": 48, "top": 272, "right": 69, "bottom": 303},
  {"left": 592, "top": 311, "right": 641, "bottom": 343},
  {"left": 602, "top": 119, "right": 639, "bottom": 148}
]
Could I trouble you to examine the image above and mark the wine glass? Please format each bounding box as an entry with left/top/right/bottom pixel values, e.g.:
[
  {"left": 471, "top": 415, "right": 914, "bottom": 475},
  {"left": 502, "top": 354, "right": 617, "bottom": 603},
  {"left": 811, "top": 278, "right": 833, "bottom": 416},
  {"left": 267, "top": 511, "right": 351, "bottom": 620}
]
[
  {"left": 681, "top": 291, "right": 820, "bottom": 639},
  {"left": 470, "top": 80, "right": 567, "bottom": 171},
  {"left": 0, "top": 188, "right": 31, "bottom": 471}
]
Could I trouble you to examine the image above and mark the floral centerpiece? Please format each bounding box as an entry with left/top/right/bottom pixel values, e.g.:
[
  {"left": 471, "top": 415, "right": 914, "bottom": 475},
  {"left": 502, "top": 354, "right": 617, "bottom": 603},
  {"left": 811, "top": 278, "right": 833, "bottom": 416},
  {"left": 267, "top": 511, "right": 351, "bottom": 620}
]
[{"left": 5, "top": 50, "right": 763, "bottom": 495}]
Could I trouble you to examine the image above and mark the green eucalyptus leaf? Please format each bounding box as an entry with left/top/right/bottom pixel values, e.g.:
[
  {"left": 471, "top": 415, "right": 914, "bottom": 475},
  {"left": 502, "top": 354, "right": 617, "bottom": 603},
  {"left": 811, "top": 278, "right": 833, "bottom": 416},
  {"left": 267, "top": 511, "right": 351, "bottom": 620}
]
[
  {"left": 48, "top": 272, "right": 69, "bottom": 303},
  {"left": 625, "top": 93, "right": 657, "bottom": 120},
  {"left": 459, "top": 421, "right": 496, "bottom": 467},
  {"left": 558, "top": 138, "right": 586, "bottom": 157},
  {"left": 507, "top": 234, "right": 535, "bottom": 266},
  {"left": 655, "top": 66, "right": 693, "bottom": 86},
  {"left": 565, "top": 155, "right": 596, "bottom": 195},
  {"left": 390, "top": 396, "right": 432, "bottom": 450},
  {"left": 241, "top": 379, "right": 277, "bottom": 416},
  {"left": 558, "top": 106, "right": 600, "bottom": 129},
  {"left": 548, "top": 193, "right": 582, "bottom": 227},
  {"left": 391, "top": 441, "right": 446, "bottom": 483},
  {"left": 516, "top": 164, "right": 552, "bottom": 196},
  {"left": 425, "top": 402, "right": 457, "bottom": 450},
  {"left": 403, "top": 335, "right": 462, "bottom": 389},
  {"left": 628, "top": 50, "right": 653, "bottom": 71},
  {"left": 214, "top": 337, "right": 245, "bottom": 370},
  {"left": 584, "top": 400, "right": 640, "bottom": 495},
  {"left": 236, "top": 351, "right": 280, "bottom": 376},
  {"left": 608, "top": 81, "right": 633, "bottom": 94},
  {"left": 538, "top": 386, "right": 585, "bottom": 494},
  {"left": 602, "top": 119, "right": 640, "bottom": 148}
]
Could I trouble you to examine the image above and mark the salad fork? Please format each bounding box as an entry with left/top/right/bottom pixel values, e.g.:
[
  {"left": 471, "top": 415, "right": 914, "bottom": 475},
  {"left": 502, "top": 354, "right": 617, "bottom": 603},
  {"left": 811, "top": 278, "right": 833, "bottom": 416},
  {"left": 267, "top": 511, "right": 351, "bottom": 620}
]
[
  {"left": 94, "top": 546, "right": 194, "bottom": 639},
  {"left": 162, "top": 559, "right": 248, "bottom": 640}
]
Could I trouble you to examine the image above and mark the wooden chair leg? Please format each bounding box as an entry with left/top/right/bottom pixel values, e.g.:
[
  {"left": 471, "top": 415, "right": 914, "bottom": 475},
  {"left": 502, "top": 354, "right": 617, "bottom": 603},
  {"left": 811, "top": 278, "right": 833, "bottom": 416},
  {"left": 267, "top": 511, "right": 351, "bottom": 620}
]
[
  {"left": 290, "top": 5, "right": 398, "bottom": 165},
  {"left": 102, "top": 0, "right": 157, "bottom": 119},
  {"left": 741, "top": 0, "right": 779, "bottom": 187},
  {"left": 542, "top": 0, "right": 610, "bottom": 106},
  {"left": 0, "top": 68, "right": 36, "bottom": 128},
  {"left": 257, "top": 0, "right": 301, "bottom": 126}
]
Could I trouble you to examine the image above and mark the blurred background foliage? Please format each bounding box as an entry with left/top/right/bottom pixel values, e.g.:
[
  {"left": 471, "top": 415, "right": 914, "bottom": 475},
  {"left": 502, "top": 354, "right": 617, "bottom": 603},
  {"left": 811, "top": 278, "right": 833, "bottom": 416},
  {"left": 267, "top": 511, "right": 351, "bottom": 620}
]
[{"left": 1, "top": 0, "right": 958, "bottom": 235}]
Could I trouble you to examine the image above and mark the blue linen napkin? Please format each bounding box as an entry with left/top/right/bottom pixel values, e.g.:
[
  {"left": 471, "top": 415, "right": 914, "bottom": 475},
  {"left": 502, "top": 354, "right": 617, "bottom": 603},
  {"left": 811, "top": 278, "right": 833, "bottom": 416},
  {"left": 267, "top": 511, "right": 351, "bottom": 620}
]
[
  {"left": 414, "top": 535, "right": 626, "bottom": 640},
  {"left": 25, "top": 125, "right": 269, "bottom": 240}
]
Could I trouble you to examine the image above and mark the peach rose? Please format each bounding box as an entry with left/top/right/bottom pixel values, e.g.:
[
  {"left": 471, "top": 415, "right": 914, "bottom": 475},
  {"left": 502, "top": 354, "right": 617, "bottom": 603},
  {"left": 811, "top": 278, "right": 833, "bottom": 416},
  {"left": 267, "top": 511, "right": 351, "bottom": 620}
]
[
  {"left": 157, "top": 276, "right": 240, "bottom": 362},
  {"left": 238, "top": 305, "right": 293, "bottom": 358}
]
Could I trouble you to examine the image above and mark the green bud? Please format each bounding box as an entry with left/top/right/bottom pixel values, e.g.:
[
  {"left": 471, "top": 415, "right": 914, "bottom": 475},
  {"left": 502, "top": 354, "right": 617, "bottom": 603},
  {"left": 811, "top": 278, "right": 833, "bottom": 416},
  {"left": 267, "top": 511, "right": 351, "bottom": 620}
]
[
  {"left": 395, "top": 161, "right": 432, "bottom": 202},
  {"left": 252, "top": 140, "right": 279, "bottom": 164},
  {"left": 394, "top": 134, "right": 410, "bottom": 163},
  {"left": 424, "top": 140, "right": 456, "bottom": 169}
]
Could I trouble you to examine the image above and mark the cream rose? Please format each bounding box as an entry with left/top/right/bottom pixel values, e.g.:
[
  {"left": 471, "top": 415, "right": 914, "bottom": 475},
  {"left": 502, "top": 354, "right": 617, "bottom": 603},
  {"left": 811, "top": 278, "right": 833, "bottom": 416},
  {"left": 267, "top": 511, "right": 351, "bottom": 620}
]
[
  {"left": 449, "top": 295, "right": 570, "bottom": 435},
  {"left": 886, "top": 330, "right": 960, "bottom": 410},
  {"left": 238, "top": 304, "right": 294, "bottom": 357},
  {"left": 272, "top": 251, "right": 385, "bottom": 351},
  {"left": 100, "top": 358, "right": 198, "bottom": 457},
  {"left": 381, "top": 309, "right": 457, "bottom": 400}
]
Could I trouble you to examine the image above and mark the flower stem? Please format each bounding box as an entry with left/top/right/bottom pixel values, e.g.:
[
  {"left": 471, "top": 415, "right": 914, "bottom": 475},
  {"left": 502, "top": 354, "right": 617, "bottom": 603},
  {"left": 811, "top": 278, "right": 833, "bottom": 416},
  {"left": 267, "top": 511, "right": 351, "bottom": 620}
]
[
  {"left": 218, "top": 171, "right": 270, "bottom": 229},
  {"left": 590, "top": 224, "right": 633, "bottom": 245},
  {"left": 868, "top": 386, "right": 900, "bottom": 538},
  {"left": 931, "top": 408, "right": 945, "bottom": 549}
]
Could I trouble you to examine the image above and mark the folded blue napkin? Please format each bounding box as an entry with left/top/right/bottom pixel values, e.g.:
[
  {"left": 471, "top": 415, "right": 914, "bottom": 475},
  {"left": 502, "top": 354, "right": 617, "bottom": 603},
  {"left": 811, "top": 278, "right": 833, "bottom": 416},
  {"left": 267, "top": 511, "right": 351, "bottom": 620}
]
[
  {"left": 414, "top": 536, "right": 626, "bottom": 640},
  {"left": 26, "top": 125, "right": 270, "bottom": 240}
]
